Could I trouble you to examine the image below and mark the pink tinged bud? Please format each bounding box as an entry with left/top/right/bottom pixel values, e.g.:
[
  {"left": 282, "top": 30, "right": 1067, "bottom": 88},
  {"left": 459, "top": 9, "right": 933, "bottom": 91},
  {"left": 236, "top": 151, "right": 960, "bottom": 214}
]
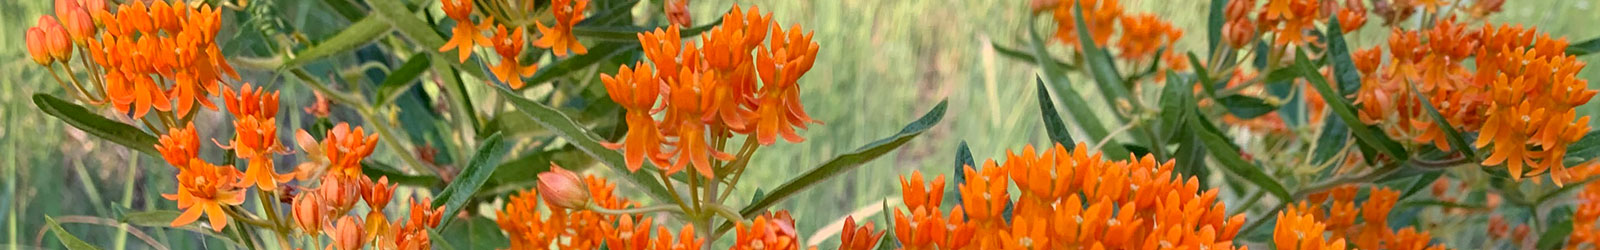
[
  {"left": 291, "top": 193, "right": 327, "bottom": 236},
  {"left": 26, "top": 27, "right": 51, "bottom": 65},
  {"left": 536, "top": 164, "right": 592, "bottom": 210},
  {"left": 37, "top": 16, "right": 72, "bottom": 62},
  {"left": 77, "top": 0, "right": 107, "bottom": 24}
]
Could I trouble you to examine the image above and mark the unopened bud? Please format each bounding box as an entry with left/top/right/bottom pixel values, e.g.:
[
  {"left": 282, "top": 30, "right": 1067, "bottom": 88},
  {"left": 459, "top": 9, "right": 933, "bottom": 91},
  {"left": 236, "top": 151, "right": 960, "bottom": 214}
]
[
  {"left": 291, "top": 193, "right": 327, "bottom": 236},
  {"left": 37, "top": 16, "right": 72, "bottom": 62},
  {"left": 328, "top": 215, "right": 367, "bottom": 250},
  {"left": 55, "top": 0, "right": 94, "bottom": 44},
  {"left": 537, "top": 164, "right": 592, "bottom": 210},
  {"left": 26, "top": 27, "right": 50, "bottom": 65}
]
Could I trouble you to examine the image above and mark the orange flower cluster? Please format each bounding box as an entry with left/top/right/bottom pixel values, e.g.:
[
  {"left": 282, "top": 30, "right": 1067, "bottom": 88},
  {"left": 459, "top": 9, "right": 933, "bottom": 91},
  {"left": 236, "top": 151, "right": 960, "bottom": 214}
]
[
  {"left": 220, "top": 84, "right": 290, "bottom": 191},
  {"left": 496, "top": 165, "right": 707, "bottom": 250},
  {"left": 733, "top": 211, "right": 803, "bottom": 250},
  {"left": 1572, "top": 167, "right": 1600, "bottom": 248},
  {"left": 893, "top": 143, "right": 1248, "bottom": 249},
  {"left": 601, "top": 6, "right": 820, "bottom": 177},
  {"left": 838, "top": 216, "right": 887, "bottom": 250},
  {"left": 1039, "top": 0, "right": 1121, "bottom": 48},
  {"left": 1115, "top": 14, "right": 1183, "bottom": 61},
  {"left": 438, "top": 0, "right": 592, "bottom": 89},
  {"left": 1282, "top": 185, "right": 1450, "bottom": 250},
  {"left": 1354, "top": 20, "right": 1596, "bottom": 183},
  {"left": 79, "top": 0, "right": 240, "bottom": 118},
  {"left": 294, "top": 123, "right": 380, "bottom": 180}
]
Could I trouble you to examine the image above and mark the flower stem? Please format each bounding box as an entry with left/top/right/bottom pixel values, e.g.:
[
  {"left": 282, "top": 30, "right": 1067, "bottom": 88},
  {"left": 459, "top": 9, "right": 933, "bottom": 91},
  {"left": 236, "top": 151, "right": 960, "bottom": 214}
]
[
  {"left": 590, "top": 205, "right": 686, "bottom": 216},
  {"left": 704, "top": 204, "right": 748, "bottom": 225}
]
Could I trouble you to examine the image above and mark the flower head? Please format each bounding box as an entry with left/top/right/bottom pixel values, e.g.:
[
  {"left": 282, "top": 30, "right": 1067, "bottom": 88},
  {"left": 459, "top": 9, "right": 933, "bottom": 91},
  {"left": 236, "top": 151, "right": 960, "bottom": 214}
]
[
  {"left": 900, "top": 170, "right": 945, "bottom": 212},
  {"left": 489, "top": 24, "right": 537, "bottom": 89},
  {"left": 665, "top": 0, "right": 692, "bottom": 28},
  {"left": 733, "top": 212, "right": 800, "bottom": 250},
  {"left": 157, "top": 123, "right": 202, "bottom": 168},
  {"left": 361, "top": 176, "right": 396, "bottom": 211},
  {"left": 161, "top": 158, "right": 246, "bottom": 232},
  {"left": 533, "top": 0, "right": 589, "bottom": 57},
  {"left": 838, "top": 216, "right": 886, "bottom": 250},
  {"left": 601, "top": 63, "right": 668, "bottom": 172},
  {"left": 292, "top": 192, "right": 329, "bottom": 236}
]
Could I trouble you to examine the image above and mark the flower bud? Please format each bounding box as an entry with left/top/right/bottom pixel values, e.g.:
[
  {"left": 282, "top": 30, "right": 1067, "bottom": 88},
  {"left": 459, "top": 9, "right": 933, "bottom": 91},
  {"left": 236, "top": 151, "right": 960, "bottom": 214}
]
[
  {"left": 26, "top": 27, "right": 51, "bottom": 65},
  {"left": 328, "top": 215, "right": 367, "bottom": 250},
  {"left": 361, "top": 176, "right": 396, "bottom": 211},
  {"left": 78, "top": 0, "right": 107, "bottom": 25},
  {"left": 37, "top": 16, "right": 72, "bottom": 62},
  {"left": 319, "top": 174, "right": 363, "bottom": 213},
  {"left": 665, "top": 0, "right": 691, "bottom": 28},
  {"left": 291, "top": 193, "right": 327, "bottom": 236},
  {"left": 55, "top": 0, "right": 94, "bottom": 44},
  {"left": 536, "top": 164, "right": 591, "bottom": 210}
]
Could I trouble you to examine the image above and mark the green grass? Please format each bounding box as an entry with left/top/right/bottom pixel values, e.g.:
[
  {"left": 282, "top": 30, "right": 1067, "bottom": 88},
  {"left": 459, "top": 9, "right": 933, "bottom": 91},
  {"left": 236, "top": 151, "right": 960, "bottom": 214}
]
[{"left": 5, "top": 0, "right": 1600, "bottom": 248}]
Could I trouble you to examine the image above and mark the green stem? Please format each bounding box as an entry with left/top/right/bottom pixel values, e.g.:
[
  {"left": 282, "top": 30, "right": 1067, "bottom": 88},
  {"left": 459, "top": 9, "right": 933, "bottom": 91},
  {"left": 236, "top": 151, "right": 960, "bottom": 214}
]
[
  {"left": 590, "top": 205, "right": 686, "bottom": 216},
  {"left": 717, "top": 138, "right": 761, "bottom": 202},
  {"left": 704, "top": 204, "right": 749, "bottom": 225},
  {"left": 114, "top": 155, "right": 138, "bottom": 250}
]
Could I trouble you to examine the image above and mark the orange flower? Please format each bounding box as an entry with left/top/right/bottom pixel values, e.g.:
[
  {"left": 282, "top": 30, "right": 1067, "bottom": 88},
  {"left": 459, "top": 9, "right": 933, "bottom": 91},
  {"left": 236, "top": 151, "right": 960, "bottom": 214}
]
[
  {"left": 361, "top": 176, "right": 396, "bottom": 211},
  {"left": 55, "top": 0, "right": 95, "bottom": 44},
  {"left": 1273, "top": 204, "right": 1347, "bottom": 250},
  {"left": 899, "top": 171, "right": 945, "bottom": 212},
  {"left": 753, "top": 22, "right": 820, "bottom": 145},
  {"left": 1271, "top": 0, "right": 1320, "bottom": 46},
  {"left": 603, "top": 215, "right": 653, "bottom": 250},
  {"left": 1116, "top": 14, "right": 1182, "bottom": 61},
  {"left": 305, "top": 92, "right": 332, "bottom": 118},
  {"left": 317, "top": 123, "right": 379, "bottom": 178},
  {"left": 390, "top": 197, "right": 443, "bottom": 250},
  {"left": 156, "top": 123, "right": 201, "bottom": 168},
  {"left": 958, "top": 160, "right": 1010, "bottom": 223},
  {"left": 601, "top": 63, "right": 668, "bottom": 172},
  {"left": 534, "top": 0, "right": 589, "bottom": 57},
  {"left": 161, "top": 158, "right": 246, "bottom": 232},
  {"left": 496, "top": 190, "right": 555, "bottom": 250},
  {"left": 1336, "top": 0, "right": 1367, "bottom": 33},
  {"left": 1049, "top": 0, "right": 1122, "bottom": 48},
  {"left": 490, "top": 25, "right": 538, "bottom": 89},
  {"left": 92, "top": 0, "right": 236, "bottom": 118},
  {"left": 318, "top": 174, "right": 365, "bottom": 215},
  {"left": 660, "top": 69, "right": 735, "bottom": 177},
  {"left": 221, "top": 84, "right": 288, "bottom": 190},
  {"left": 837, "top": 216, "right": 885, "bottom": 250},
  {"left": 653, "top": 224, "right": 706, "bottom": 250},
  {"left": 222, "top": 83, "right": 280, "bottom": 121},
  {"left": 438, "top": 0, "right": 489, "bottom": 62},
  {"left": 733, "top": 212, "right": 800, "bottom": 250},
  {"left": 998, "top": 217, "right": 1051, "bottom": 249}
]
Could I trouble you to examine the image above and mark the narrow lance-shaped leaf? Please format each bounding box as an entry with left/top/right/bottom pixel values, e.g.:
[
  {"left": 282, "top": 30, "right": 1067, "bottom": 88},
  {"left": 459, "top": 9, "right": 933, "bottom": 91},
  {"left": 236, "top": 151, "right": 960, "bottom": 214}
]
[
  {"left": 45, "top": 216, "right": 104, "bottom": 250},
  {"left": 1207, "top": 0, "right": 1229, "bottom": 57},
  {"left": 1158, "top": 70, "right": 1192, "bottom": 142},
  {"left": 953, "top": 141, "right": 975, "bottom": 205},
  {"left": 571, "top": 16, "right": 725, "bottom": 42},
  {"left": 1538, "top": 207, "right": 1575, "bottom": 250},
  {"left": 729, "top": 100, "right": 948, "bottom": 231},
  {"left": 1218, "top": 95, "right": 1276, "bottom": 119},
  {"left": 1567, "top": 36, "right": 1600, "bottom": 56},
  {"left": 1324, "top": 14, "right": 1363, "bottom": 96},
  {"left": 1070, "top": 2, "right": 1133, "bottom": 121},
  {"left": 1036, "top": 77, "right": 1075, "bottom": 145},
  {"left": 525, "top": 43, "right": 637, "bottom": 85},
  {"left": 33, "top": 94, "right": 160, "bottom": 157},
  {"left": 1189, "top": 109, "right": 1291, "bottom": 200},
  {"left": 1028, "top": 19, "right": 1124, "bottom": 156},
  {"left": 433, "top": 133, "right": 510, "bottom": 227},
  {"left": 493, "top": 86, "right": 676, "bottom": 203},
  {"left": 1295, "top": 49, "right": 1409, "bottom": 162},
  {"left": 283, "top": 16, "right": 392, "bottom": 69},
  {"left": 375, "top": 55, "right": 434, "bottom": 105},
  {"left": 991, "top": 42, "right": 1077, "bottom": 70},
  {"left": 1407, "top": 81, "right": 1475, "bottom": 158}
]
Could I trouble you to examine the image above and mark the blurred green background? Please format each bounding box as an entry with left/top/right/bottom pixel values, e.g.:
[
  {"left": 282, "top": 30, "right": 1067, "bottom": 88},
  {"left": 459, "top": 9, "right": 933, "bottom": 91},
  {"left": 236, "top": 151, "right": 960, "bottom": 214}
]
[{"left": 4, "top": 0, "right": 1600, "bottom": 248}]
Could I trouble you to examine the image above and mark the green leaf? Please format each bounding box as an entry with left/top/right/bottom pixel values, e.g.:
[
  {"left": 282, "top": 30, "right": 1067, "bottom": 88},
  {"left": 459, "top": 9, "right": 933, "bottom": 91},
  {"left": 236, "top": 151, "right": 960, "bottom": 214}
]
[
  {"left": 320, "top": 0, "right": 366, "bottom": 21},
  {"left": 33, "top": 94, "right": 160, "bottom": 157},
  {"left": 283, "top": 16, "right": 392, "bottom": 69},
  {"left": 1070, "top": 3, "right": 1132, "bottom": 118},
  {"left": 1187, "top": 53, "right": 1219, "bottom": 96},
  {"left": 493, "top": 87, "right": 676, "bottom": 203},
  {"left": 1207, "top": 0, "right": 1229, "bottom": 57},
  {"left": 1311, "top": 113, "right": 1351, "bottom": 166},
  {"left": 1398, "top": 170, "right": 1444, "bottom": 199},
  {"left": 738, "top": 100, "right": 947, "bottom": 217},
  {"left": 1217, "top": 95, "right": 1276, "bottom": 119},
  {"left": 436, "top": 216, "right": 509, "bottom": 249},
  {"left": 1567, "top": 36, "right": 1600, "bottom": 56},
  {"left": 1035, "top": 77, "right": 1075, "bottom": 145},
  {"left": 1189, "top": 110, "right": 1291, "bottom": 200},
  {"left": 44, "top": 216, "right": 102, "bottom": 250},
  {"left": 571, "top": 16, "right": 725, "bottom": 42},
  {"left": 1158, "top": 71, "right": 1193, "bottom": 143},
  {"left": 1407, "top": 81, "right": 1475, "bottom": 158},
  {"left": 1538, "top": 207, "right": 1575, "bottom": 250},
  {"left": 432, "top": 133, "right": 510, "bottom": 227},
  {"left": 1029, "top": 20, "right": 1121, "bottom": 155},
  {"left": 363, "top": 161, "right": 445, "bottom": 187},
  {"left": 525, "top": 43, "right": 637, "bottom": 86},
  {"left": 1324, "top": 15, "right": 1362, "bottom": 96},
  {"left": 1173, "top": 132, "right": 1210, "bottom": 187},
  {"left": 368, "top": 0, "right": 490, "bottom": 80},
  {"left": 1563, "top": 131, "right": 1600, "bottom": 161},
  {"left": 375, "top": 55, "right": 434, "bottom": 105},
  {"left": 1294, "top": 49, "right": 1408, "bottom": 162},
  {"left": 992, "top": 43, "right": 1077, "bottom": 71},
  {"left": 953, "top": 141, "right": 975, "bottom": 205},
  {"left": 118, "top": 210, "right": 247, "bottom": 248}
]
